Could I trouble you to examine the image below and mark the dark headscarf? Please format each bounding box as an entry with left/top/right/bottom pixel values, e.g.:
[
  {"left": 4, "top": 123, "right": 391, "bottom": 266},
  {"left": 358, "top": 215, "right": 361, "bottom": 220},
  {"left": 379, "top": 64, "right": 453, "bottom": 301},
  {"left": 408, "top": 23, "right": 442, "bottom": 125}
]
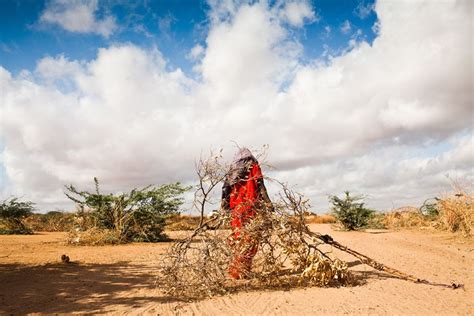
[
  {"left": 226, "top": 148, "right": 257, "bottom": 185},
  {"left": 221, "top": 147, "right": 273, "bottom": 211}
]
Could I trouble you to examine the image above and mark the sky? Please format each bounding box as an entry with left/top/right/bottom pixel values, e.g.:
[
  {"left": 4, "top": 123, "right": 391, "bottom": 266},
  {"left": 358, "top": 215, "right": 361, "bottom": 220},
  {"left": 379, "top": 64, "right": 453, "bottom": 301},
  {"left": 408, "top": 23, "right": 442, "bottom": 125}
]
[{"left": 0, "top": 0, "right": 472, "bottom": 214}]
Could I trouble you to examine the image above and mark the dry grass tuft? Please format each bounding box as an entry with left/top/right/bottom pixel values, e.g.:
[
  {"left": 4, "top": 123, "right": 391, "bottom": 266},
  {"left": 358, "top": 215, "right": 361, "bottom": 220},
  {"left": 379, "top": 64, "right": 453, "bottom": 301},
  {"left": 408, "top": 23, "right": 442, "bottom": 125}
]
[
  {"left": 24, "top": 212, "right": 75, "bottom": 232},
  {"left": 382, "top": 181, "right": 473, "bottom": 236},
  {"left": 165, "top": 215, "right": 201, "bottom": 231},
  {"left": 437, "top": 182, "right": 473, "bottom": 236},
  {"left": 305, "top": 214, "right": 337, "bottom": 224},
  {"left": 383, "top": 210, "right": 430, "bottom": 230},
  {"left": 66, "top": 227, "right": 121, "bottom": 245}
]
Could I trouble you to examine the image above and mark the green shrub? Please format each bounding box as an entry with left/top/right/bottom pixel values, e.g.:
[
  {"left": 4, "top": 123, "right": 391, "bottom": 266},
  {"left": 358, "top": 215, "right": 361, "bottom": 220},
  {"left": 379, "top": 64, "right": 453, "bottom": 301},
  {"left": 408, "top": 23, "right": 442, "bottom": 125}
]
[
  {"left": 65, "top": 178, "right": 189, "bottom": 244},
  {"left": 329, "top": 191, "right": 375, "bottom": 230},
  {"left": 0, "top": 198, "right": 34, "bottom": 234}
]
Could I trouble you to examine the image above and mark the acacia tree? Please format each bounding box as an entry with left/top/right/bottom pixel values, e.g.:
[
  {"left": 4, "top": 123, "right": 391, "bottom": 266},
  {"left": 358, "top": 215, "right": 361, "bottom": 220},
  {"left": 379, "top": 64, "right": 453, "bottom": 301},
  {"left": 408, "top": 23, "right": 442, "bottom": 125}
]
[
  {"left": 65, "top": 178, "right": 189, "bottom": 242},
  {"left": 330, "top": 191, "right": 375, "bottom": 230},
  {"left": 0, "top": 198, "right": 34, "bottom": 234}
]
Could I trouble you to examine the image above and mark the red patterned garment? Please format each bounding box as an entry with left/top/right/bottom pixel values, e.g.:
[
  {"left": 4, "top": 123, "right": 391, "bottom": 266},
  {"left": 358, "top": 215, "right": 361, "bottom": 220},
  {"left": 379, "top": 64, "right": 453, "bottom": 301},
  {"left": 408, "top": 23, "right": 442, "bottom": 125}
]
[
  {"left": 227, "top": 162, "right": 262, "bottom": 279},
  {"left": 221, "top": 148, "right": 272, "bottom": 279}
]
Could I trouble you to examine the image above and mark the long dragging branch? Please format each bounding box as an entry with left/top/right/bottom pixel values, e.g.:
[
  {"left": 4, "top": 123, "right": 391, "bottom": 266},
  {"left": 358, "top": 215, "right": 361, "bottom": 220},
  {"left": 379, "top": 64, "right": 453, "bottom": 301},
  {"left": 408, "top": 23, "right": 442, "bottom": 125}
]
[{"left": 305, "top": 228, "right": 463, "bottom": 289}]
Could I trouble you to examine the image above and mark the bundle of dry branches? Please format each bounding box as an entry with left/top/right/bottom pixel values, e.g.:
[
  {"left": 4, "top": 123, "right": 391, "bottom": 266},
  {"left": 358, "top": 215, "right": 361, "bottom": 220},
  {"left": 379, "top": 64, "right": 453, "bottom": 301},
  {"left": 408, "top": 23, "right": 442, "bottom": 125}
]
[
  {"left": 160, "top": 149, "right": 352, "bottom": 299},
  {"left": 159, "top": 148, "right": 462, "bottom": 300},
  {"left": 160, "top": 186, "right": 353, "bottom": 299}
]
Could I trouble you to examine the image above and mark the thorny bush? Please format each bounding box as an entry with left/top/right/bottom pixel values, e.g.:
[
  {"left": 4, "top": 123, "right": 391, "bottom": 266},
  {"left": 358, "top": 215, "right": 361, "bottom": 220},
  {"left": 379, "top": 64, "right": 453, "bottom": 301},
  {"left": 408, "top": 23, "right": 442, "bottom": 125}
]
[
  {"left": 65, "top": 178, "right": 189, "bottom": 244},
  {"left": 0, "top": 197, "right": 34, "bottom": 234}
]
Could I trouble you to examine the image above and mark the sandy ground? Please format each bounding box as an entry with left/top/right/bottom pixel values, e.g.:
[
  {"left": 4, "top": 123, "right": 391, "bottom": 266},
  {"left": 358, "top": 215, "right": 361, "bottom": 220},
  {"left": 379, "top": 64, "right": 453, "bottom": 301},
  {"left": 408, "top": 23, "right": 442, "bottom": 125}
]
[{"left": 0, "top": 224, "right": 472, "bottom": 315}]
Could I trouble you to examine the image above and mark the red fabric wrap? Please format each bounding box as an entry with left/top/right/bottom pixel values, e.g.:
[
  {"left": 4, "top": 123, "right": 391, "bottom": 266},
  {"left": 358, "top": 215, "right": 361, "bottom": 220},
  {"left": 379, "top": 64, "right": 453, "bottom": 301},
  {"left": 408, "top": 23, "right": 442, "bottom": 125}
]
[{"left": 228, "top": 162, "right": 262, "bottom": 279}]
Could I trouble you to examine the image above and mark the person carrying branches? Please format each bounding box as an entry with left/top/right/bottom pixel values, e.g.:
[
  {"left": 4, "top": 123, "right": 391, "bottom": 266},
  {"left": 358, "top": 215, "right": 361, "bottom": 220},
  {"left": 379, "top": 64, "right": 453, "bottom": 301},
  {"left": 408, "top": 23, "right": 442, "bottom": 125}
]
[{"left": 221, "top": 147, "right": 273, "bottom": 279}]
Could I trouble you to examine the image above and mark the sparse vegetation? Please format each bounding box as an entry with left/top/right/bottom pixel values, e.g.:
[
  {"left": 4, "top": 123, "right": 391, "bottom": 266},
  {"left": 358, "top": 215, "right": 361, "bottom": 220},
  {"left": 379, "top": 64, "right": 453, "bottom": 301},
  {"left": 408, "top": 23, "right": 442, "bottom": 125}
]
[
  {"left": 366, "top": 212, "right": 387, "bottom": 229},
  {"left": 381, "top": 182, "right": 472, "bottom": 236},
  {"left": 65, "top": 178, "right": 189, "bottom": 244},
  {"left": 329, "top": 191, "right": 375, "bottom": 230},
  {"left": 437, "top": 183, "right": 473, "bottom": 236},
  {"left": 165, "top": 214, "right": 202, "bottom": 231},
  {"left": 382, "top": 208, "right": 429, "bottom": 230},
  {"left": 25, "top": 211, "right": 75, "bottom": 232},
  {"left": 305, "top": 214, "right": 337, "bottom": 224},
  {"left": 0, "top": 197, "right": 34, "bottom": 234}
]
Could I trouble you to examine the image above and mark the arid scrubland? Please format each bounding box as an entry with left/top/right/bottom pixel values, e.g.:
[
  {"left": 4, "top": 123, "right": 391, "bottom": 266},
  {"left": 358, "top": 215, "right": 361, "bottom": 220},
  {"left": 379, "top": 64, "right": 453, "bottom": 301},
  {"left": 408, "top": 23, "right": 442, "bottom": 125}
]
[{"left": 0, "top": 153, "right": 471, "bottom": 314}]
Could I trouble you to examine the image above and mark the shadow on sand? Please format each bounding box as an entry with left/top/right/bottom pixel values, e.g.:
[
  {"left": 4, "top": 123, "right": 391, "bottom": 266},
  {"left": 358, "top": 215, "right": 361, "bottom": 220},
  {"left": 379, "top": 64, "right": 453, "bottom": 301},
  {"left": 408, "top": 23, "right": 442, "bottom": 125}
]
[
  {"left": 0, "top": 258, "right": 429, "bottom": 313},
  {"left": 0, "top": 261, "right": 175, "bottom": 314}
]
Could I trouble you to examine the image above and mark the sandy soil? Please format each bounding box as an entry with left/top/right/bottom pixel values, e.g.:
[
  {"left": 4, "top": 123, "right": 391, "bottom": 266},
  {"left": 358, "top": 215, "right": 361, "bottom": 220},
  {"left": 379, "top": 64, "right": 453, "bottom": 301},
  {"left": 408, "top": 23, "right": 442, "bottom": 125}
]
[{"left": 0, "top": 224, "right": 472, "bottom": 315}]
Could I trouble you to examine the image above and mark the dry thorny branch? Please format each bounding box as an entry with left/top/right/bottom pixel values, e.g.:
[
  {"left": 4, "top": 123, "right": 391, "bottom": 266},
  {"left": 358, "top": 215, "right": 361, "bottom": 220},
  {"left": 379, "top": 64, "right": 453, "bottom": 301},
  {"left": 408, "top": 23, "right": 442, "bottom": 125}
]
[
  {"left": 160, "top": 148, "right": 463, "bottom": 300},
  {"left": 194, "top": 148, "right": 228, "bottom": 227}
]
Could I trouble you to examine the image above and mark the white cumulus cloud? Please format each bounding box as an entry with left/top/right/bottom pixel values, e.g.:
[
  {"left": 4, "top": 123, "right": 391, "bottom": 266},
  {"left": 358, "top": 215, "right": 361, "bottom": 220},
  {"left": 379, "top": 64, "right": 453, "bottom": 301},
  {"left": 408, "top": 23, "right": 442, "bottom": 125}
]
[
  {"left": 278, "top": 0, "right": 318, "bottom": 27},
  {"left": 40, "top": 0, "right": 117, "bottom": 37},
  {"left": 1, "top": 0, "right": 472, "bottom": 212}
]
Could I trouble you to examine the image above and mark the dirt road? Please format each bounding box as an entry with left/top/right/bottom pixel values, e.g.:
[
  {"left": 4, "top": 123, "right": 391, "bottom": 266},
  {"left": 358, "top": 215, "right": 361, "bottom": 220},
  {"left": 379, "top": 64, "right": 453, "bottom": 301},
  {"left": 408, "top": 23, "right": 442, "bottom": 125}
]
[{"left": 0, "top": 225, "right": 472, "bottom": 315}]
